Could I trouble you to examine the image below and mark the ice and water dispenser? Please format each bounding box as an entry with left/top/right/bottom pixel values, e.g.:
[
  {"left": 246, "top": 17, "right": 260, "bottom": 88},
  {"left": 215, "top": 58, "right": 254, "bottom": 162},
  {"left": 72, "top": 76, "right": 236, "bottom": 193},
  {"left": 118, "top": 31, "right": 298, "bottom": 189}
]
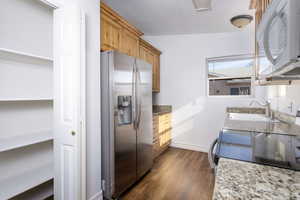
[{"left": 117, "top": 96, "right": 132, "bottom": 125}]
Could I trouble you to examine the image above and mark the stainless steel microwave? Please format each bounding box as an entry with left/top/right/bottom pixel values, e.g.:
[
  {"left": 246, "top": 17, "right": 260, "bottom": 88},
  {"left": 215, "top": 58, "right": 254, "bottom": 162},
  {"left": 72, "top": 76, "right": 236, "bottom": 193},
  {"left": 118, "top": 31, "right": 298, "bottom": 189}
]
[{"left": 256, "top": 0, "right": 300, "bottom": 79}]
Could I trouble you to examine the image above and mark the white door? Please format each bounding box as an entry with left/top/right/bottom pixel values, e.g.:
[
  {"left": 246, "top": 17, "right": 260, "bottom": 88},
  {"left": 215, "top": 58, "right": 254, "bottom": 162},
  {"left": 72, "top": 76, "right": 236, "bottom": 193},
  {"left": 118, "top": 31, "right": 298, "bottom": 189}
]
[{"left": 53, "top": 4, "right": 86, "bottom": 200}]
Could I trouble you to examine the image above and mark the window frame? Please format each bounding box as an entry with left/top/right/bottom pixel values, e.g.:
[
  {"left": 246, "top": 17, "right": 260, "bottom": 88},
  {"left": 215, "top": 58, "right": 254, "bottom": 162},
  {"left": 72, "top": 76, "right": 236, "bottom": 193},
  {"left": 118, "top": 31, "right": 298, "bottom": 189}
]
[{"left": 206, "top": 54, "right": 255, "bottom": 98}]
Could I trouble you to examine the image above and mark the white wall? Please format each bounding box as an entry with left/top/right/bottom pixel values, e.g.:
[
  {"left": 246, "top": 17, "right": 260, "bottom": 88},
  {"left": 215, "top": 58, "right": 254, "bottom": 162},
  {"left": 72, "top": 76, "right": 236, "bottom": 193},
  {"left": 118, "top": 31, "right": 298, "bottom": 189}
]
[
  {"left": 144, "top": 27, "right": 266, "bottom": 152},
  {"left": 74, "top": 0, "right": 102, "bottom": 199}
]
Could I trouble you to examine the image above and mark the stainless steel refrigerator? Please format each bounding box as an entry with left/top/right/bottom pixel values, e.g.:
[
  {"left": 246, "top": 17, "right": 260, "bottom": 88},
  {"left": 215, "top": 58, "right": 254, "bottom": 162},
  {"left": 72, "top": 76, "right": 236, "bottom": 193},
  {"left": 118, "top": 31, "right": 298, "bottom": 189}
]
[{"left": 101, "top": 51, "right": 153, "bottom": 199}]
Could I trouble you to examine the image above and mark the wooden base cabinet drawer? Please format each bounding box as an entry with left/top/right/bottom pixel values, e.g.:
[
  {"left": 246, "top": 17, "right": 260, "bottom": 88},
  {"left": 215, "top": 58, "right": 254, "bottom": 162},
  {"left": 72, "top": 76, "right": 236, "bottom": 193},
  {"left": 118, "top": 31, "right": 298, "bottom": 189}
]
[
  {"left": 159, "top": 113, "right": 171, "bottom": 121},
  {"left": 158, "top": 113, "right": 172, "bottom": 133},
  {"left": 153, "top": 113, "right": 172, "bottom": 159}
]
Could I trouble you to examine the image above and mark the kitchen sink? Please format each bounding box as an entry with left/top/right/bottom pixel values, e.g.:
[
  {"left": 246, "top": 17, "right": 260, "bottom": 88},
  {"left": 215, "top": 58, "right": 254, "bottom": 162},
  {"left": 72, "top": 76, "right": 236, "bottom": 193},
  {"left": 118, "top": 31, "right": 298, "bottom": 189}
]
[{"left": 228, "top": 113, "right": 279, "bottom": 122}]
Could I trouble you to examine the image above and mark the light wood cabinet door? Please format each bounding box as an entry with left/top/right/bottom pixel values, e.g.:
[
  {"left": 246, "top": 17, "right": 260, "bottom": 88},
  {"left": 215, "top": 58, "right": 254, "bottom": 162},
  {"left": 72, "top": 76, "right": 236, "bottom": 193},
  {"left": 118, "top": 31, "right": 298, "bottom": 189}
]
[
  {"left": 101, "top": 14, "right": 122, "bottom": 51},
  {"left": 139, "top": 45, "right": 147, "bottom": 61},
  {"left": 139, "top": 43, "right": 161, "bottom": 92},
  {"left": 144, "top": 47, "right": 157, "bottom": 92},
  {"left": 152, "top": 55, "right": 160, "bottom": 92},
  {"left": 153, "top": 113, "right": 172, "bottom": 159},
  {"left": 120, "top": 29, "right": 139, "bottom": 57},
  {"left": 145, "top": 51, "right": 157, "bottom": 91}
]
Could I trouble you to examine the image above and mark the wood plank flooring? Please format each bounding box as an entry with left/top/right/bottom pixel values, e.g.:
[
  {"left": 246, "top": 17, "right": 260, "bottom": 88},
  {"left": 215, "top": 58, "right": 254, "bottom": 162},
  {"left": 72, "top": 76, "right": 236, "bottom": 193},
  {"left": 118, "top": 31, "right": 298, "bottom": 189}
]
[{"left": 121, "top": 147, "right": 215, "bottom": 200}]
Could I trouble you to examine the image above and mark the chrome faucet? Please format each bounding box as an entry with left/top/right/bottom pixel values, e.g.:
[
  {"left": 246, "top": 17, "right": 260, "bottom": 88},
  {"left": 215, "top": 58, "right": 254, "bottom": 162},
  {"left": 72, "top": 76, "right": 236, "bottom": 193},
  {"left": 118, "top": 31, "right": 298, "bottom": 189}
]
[{"left": 249, "top": 99, "right": 272, "bottom": 118}]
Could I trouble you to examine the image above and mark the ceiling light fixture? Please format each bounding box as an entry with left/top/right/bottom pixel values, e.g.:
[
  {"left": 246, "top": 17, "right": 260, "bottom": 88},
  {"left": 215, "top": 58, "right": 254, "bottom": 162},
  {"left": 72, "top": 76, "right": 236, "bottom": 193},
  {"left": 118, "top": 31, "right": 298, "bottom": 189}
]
[
  {"left": 192, "top": 0, "right": 212, "bottom": 12},
  {"left": 230, "top": 15, "right": 253, "bottom": 28}
]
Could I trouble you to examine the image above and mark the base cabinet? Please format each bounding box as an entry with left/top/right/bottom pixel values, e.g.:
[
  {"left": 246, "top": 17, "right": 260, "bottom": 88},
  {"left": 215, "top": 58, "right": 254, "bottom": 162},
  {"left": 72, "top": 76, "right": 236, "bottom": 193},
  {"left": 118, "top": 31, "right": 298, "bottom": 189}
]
[{"left": 153, "top": 113, "right": 172, "bottom": 159}]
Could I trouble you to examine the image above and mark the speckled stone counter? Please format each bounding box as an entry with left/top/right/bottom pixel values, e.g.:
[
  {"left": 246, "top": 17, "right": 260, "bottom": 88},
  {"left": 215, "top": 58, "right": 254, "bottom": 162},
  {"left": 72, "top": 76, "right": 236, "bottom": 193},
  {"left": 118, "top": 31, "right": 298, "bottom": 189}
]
[
  {"left": 213, "top": 158, "right": 300, "bottom": 200},
  {"left": 153, "top": 105, "right": 172, "bottom": 116},
  {"left": 227, "top": 107, "right": 266, "bottom": 115}
]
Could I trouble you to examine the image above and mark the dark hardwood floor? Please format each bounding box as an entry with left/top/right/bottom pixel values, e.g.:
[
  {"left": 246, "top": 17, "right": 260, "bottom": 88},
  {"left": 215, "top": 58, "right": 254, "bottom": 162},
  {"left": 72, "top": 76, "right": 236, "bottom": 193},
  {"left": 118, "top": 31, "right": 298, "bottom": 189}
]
[{"left": 121, "top": 147, "right": 215, "bottom": 200}]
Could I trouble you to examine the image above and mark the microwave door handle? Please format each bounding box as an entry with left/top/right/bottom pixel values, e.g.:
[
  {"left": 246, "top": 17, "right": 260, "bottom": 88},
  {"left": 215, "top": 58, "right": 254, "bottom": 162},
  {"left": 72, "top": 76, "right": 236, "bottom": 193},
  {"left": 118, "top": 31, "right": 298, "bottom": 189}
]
[{"left": 263, "top": 11, "right": 279, "bottom": 66}]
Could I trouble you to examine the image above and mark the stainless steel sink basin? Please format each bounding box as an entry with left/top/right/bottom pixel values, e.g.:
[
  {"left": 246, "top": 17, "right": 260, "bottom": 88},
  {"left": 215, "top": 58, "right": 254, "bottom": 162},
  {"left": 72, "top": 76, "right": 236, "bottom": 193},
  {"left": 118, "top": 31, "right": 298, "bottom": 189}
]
[{"left": 228, "top": 113, "right": 279, "bottom": 122}]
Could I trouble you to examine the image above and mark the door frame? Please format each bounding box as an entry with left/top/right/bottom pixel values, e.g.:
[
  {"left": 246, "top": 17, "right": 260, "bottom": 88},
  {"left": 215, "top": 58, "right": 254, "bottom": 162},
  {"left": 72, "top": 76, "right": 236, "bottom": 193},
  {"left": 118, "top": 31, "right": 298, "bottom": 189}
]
[{"left": 34, "top": 0, "right": 87, "bottom": 199}]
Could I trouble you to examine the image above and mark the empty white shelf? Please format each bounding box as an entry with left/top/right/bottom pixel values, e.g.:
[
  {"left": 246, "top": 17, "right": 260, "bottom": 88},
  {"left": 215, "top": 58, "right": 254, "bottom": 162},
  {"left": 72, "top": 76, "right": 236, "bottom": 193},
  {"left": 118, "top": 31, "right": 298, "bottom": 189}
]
[
  {"left": 0, "top": 130, "right": 53, "bottom": 152},
  {"left": 0, "top": 98, "right": 53, "bottom": 102},
  {"left": 9, "top": 180, "right": 53, "bottom": 200},
  {"left": 0, "top": 162, "right": 54, "bottom": 200},
  {"left": 0, "top": 48, "right": 53, "bottom": 62}
]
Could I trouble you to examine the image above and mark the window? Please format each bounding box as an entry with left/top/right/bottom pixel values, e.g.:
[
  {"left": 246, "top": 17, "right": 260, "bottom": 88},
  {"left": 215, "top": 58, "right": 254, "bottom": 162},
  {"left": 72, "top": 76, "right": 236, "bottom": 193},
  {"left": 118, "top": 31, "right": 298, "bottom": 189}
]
[{"left": 207, "top": 55, "right": 254, "bottom": 96}]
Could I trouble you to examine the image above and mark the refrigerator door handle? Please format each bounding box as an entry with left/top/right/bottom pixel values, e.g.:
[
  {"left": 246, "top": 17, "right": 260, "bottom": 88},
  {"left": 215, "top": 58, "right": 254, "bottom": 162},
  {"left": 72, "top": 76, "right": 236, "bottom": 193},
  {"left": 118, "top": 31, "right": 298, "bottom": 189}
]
[
  {"left": 136, "top": 63, "right": 142, "bottom": 129},
  {"left": 132, "top": 61, "right": 137, "bottom": 130}
]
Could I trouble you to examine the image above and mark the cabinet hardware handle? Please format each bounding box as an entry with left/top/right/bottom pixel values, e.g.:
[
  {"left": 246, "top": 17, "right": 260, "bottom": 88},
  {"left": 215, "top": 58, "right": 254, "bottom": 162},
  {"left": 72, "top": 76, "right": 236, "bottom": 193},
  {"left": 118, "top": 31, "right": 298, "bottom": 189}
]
[{"left": 71, "top": 131, "right": 76, "bottom": 136}]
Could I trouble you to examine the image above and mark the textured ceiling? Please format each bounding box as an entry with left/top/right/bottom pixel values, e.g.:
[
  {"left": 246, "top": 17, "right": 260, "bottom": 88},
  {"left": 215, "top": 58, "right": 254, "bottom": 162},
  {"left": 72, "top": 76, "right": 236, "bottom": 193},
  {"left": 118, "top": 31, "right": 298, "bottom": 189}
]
[{"left": 102, "top": 0, "right": 254, "bottom": 35}]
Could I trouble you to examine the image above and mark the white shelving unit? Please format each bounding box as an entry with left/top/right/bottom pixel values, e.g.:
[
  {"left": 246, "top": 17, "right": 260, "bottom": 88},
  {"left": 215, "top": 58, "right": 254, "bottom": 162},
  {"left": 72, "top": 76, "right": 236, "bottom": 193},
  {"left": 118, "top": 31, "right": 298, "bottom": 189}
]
[
  {"left": 0, "top": 48, "right": 53, "bottom": 63},
  {"left": 0, "top": 98, "right": 53, "bottom": 102},
  {"left": 0, "top": 130, "right": 53, "bottom": 152},
  {"left": 10, "top": 180, "right": 54, "bottom": 200},
  {"left": 0, "top": 162, "right": 54, "bottom": 200},
  {"left": 0, "top": 0, "right": 55, "bottom": 198}
]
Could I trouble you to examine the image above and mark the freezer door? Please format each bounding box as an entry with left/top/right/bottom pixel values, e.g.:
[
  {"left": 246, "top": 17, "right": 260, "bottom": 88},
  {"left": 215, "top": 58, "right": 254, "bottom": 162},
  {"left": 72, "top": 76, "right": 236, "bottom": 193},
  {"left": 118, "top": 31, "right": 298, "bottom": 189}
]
[
  {"left": 136, "top": 58, "right": 153, "bottom": 179},
  {"left": 110, "top": 51, "right": 137, "bottom": 197}
]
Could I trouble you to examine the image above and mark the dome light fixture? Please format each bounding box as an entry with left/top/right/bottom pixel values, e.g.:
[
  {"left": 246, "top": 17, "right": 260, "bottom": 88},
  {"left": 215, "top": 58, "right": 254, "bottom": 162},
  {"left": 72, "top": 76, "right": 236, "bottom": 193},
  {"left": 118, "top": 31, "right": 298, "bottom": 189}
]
[
  {"left": 230, "top": 15, "right": 253, "bottom": 28},
  {"left": 192, "top": 0, "right": 212, "bottom": 12}
]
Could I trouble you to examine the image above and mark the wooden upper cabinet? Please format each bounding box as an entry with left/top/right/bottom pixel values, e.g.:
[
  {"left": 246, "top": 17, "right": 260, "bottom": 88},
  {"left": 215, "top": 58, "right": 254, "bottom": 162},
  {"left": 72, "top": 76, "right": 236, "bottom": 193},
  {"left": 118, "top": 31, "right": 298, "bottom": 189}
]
[
  {"left": 139, "top": 45, "right": 147, "bottom": 61},
  {"left": 139, "top": 39, "right": 161, "bottom": 93},
  {"left": 100, "top": 2, "right": 162, "bottom": 91},
  {"left": 120, "top": 29, "right": 139, "bottom": 57},
  {"left": 101, "top": 14, "right": 121, "bottom": 51},
  {"left": 153, "top": 55, "right": 160, "bottom": 92},
  {"left": 100, "top": 2, "right": 143, "bottom": 55}
]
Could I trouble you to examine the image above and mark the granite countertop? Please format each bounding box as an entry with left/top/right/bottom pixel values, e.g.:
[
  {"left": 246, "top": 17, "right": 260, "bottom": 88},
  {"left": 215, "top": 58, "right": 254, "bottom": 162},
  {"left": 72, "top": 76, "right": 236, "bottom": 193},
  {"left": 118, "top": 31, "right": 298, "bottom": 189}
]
[
  {"left": 153, "top": 105, "right": 172, "bottom": 116},
  {"left": 213, "top": 107, "right": 300, "bottom": 199},
  {"left": 213, "top": 158, "right": 300, "bottom": 200},
  {"left": 227, "top": 107, "right": 266, "bottom": 115}
]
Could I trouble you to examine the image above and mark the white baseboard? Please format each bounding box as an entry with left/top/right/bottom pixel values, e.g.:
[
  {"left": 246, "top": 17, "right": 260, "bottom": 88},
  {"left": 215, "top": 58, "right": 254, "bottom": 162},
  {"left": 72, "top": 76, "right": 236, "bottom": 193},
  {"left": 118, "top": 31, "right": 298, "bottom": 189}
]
[
  {"left": 89, "top": 190, "right": 103, "bottom": 200},
  {"left": 170, "top": 142, "right": 208, "bottom": 153}
]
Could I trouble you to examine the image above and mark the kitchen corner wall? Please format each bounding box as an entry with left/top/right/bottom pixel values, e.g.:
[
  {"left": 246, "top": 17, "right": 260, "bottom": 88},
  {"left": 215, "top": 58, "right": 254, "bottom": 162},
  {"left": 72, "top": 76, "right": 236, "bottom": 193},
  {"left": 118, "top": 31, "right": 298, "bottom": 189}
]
[
  {"left": 267, "top": 82, "right": 300, "bottom": 116},
  {"left": 80, "top": 0, "right": 102, "bottom": 199},
  {"left": 144, "top": 25, "right": 266, "bottom": 152}
]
